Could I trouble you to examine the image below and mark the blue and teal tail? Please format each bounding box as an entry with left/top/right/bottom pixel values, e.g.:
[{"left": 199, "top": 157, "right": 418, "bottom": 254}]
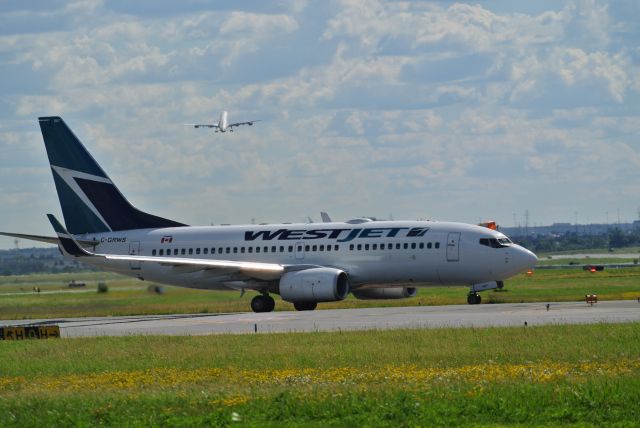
[{"left": 38, "top": 117, "right": 186, "bottom": 235}]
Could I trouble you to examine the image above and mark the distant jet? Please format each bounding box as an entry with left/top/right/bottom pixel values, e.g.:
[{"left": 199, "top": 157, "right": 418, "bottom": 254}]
[{"left": 185, "top": 111, "right": 260, "bottom": 133}]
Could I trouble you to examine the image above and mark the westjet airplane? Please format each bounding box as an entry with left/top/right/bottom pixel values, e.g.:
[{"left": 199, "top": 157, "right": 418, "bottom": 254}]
[{"left": 1, "top": 117, "right": 537, "bottom": 312}]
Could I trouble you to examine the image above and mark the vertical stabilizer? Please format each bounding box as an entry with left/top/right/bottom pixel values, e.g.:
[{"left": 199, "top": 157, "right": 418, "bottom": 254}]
[{"left": 38, "top": 117, "right": 186, "bottom": 234}]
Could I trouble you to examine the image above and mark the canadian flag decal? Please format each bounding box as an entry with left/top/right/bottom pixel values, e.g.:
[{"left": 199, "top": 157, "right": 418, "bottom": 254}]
[{"left": 161, "top": 236, "right": 173, "bottom": 244}]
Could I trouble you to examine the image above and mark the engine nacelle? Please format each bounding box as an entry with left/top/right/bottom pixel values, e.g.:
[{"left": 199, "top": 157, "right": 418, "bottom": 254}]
[
  {"left": 352, "top": 287, "right": 418, "bottom": 300},
  {"left": 279, "top": 268, "right": 349, "bottom": 302}
]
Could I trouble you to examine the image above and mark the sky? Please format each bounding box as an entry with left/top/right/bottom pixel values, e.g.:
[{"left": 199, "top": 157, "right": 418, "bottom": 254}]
[{"left": 0, "top": 0, "right": 639, "bottom": 249}]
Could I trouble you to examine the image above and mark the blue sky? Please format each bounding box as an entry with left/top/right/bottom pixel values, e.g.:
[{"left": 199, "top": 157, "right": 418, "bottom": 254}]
[{"left": 1, "top": 0, "right": 639, "bottom": 249}]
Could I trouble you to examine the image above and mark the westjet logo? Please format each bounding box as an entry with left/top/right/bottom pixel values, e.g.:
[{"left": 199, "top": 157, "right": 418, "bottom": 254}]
[{"left": 244, "top": 227, "right": 429, "bottom": 242}]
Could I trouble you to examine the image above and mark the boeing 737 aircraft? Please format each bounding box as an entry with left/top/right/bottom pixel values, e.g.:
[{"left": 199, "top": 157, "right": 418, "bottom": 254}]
[
  {"left": 185, "top": 110, "right": 260, "bottom": 133},
  {"left": 1, "top": 117, "right": 537, "bottom": 312}
]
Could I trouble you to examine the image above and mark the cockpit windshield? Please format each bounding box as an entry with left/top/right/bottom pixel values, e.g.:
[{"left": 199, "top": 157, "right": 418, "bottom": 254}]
[{"left": 479, "top": 237, "right": 512, "bottom": 248}]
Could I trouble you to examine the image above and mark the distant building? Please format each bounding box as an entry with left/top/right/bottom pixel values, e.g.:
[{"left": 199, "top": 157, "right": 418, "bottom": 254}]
[{"left": 501, "top": 221, "right": 637, "bottom": 238}]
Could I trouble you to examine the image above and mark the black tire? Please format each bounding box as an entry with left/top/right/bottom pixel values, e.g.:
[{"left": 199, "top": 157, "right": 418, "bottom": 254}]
[
  {"left": 467, "top": 293, "right": 481, "bottom": 305},
  {"left": 293, "top": 301, "right": 317, "bottom": 311},
  {"left": 251, "top": 295, "right": 274, "bottom": 313},
  {"left": 265, "top": 295, "right": 275, "bottom": 312}
]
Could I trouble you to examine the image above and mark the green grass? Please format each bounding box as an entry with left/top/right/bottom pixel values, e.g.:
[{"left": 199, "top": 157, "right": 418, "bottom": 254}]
[
  {"left": 0, "top": 323, "right": 639, "bottom": 426},
  {"left": 1, "top": 267, "right": 640, "bottom": 319}
]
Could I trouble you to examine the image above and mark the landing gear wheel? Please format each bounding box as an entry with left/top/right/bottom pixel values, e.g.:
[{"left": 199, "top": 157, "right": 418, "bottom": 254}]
[
  {"left": 467, "top": 293, "right": 481, "bottom": 305},
  {"left": 293, "top": 301, "right": 317, "bottom": 311},
  {"left": 251, "top": 295, "right": 275, "bottom": 313}
]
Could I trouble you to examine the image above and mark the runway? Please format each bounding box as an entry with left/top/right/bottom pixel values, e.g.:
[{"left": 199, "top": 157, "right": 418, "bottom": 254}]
[{"left": 3, "top": 299, "right": 639, "bottom": 338}]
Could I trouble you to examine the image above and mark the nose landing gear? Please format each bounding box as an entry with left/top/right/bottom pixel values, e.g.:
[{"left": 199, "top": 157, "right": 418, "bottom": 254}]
[{"left": 467, "top": 281, "right": 504, "bottom": 304}]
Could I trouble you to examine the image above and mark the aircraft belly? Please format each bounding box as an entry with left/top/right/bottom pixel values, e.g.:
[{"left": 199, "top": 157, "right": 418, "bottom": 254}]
[{"left": 346, "top": 256, "right": 440, "bottom": 285}]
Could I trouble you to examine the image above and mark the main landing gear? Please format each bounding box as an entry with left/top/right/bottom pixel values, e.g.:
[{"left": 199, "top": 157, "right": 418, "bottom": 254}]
[
  {"left": 467, "top": 293, "right": 482, "bottom": 305},
  {"left": 293, "top": 301, "right": 317, "bottom": 311},
  {"left": 251, "top": 294, "right": 275, "bottom": 313}
]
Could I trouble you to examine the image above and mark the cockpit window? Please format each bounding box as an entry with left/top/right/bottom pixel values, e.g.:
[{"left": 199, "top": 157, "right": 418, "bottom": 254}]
[{"left": 479, "top": 237, "right": 512, "bottom": 248}]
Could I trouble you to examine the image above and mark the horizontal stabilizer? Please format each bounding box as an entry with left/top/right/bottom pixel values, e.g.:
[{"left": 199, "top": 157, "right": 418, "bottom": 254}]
[{"left": 46, "top": 214, "right": 91, "bottom": 257}]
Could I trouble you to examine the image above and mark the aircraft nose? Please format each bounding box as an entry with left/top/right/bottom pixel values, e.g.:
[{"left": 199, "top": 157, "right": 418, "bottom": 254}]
[{"left": 515, "top": 246, "right": 538, "bottom": 270}]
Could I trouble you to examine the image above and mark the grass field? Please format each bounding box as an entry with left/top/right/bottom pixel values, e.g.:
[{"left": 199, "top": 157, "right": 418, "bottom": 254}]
[
  {"left": 1, "top": 265, "right": 640, "bottom": 319},
  {"left": 0, "top": 323, "right": 638, "bottom": 426}
]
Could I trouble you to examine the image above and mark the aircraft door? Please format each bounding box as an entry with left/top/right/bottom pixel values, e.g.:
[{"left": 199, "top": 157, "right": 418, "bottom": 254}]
[
  {"left": 129, "top": 241, "right": 141, "bottom": 270},
  {"left": 446, "top": 232, "right": 460, "bottom": 262},
  {"left": 294, "top": 241, "right": 305, "bottom": 260}
]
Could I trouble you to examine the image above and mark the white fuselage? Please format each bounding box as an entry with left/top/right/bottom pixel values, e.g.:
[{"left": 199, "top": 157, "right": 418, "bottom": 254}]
[
  {"left": 218, "top": 111, "right": 229, "bottom": 132},
  {"left": 79, "top": 220, "right": 537, "bottom": 291}
]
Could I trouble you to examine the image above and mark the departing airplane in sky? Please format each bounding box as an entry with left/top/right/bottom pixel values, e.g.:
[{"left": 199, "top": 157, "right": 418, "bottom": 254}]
[
  {"left": 185, "top": 110, "right": 260, "bottom": 132},
  {"left": 1, "top": 117, "right": 537, "bottom": 312}
]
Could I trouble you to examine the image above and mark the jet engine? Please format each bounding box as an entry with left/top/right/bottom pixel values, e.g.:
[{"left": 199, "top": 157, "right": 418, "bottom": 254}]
[
  {"left": 352, "top": 287, "right": 417, "bottom": 300},
  {"left": 279, "top": 268, "right": 349, "bottom": 302}
]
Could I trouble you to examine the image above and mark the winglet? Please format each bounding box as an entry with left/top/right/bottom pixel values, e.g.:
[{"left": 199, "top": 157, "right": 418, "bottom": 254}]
[
  {"left": 320, "top": 212, "right": 332, "bottom": 223},
  {"left": 47, "top": 214, "right": 93, "bottom": 257}
]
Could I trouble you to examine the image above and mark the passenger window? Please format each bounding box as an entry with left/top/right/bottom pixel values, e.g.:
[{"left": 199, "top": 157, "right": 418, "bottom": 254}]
[
  {"left": 312, "top": 245, "right": 317, "bottom": 251},
  {"left": 264, "top": 247, "right": 268, "bottom": 253},
  {"left": 373, "top": 244, "right": 377, "bottom": 250},
  {"left": 335, "top": 245, "right": 339, "bottom": 251},
  {"left": 403, "top": 243, "right": 408, "bottom": 250},
  {"left": 188, "top": 248, "right": 193, "bottom": 255},
  {"left": 161, "top": 249, "right": 166, "bottom": 256},
  {"left": 196, "top": 248, "right": 200, "bottom": 255},
  {"left": 305, "top": 245, "right": 310, "bottom": 251},
  {"left": 181, "top": 249, "right": 186, "bottom": 255},
  {"left": 204, "top": 248, "right": 208, "bottom": 255},
  {"left": 365, "top": 244, "right": 370, "bottom": 250},
  {"left": 419, "top": 243, "right": 424, "bottom": 249},
  {"left": 357, "top": 244, "right": 362, "bottom": 250},
  {"left": 280, "top": 246, "right": 284, "bottom": 252},
  {"left": 152, "top": 249, "right": 157, "bottom": 256},
  {"left": 256, "top": 247, "right": 261, "bottom": 253},
  {"left": 241, "top": 247, "right": 245, "bottom": 254},
  {"left": 320, "top": 245, "right": 324, "bottom": 251},
  {"left": 435, "top": 242, "right": 440, "bottom": 249},
  {"left": 427, "top": 242, "right": 432, "bottom": 249},
  {"left": 410, "top": 243, "right": 416, "bottom": 249},
  {"left": 174, "top": 249, "right": 179, "bottom": 255},
  {"left": 297, "top": 245, "right": 302, "bottom": 252},
  {"left": 271, "top": 246, "right": 276, "bottom": 253},
  {"left": 233, "top": 247, "right": 238, "bottom": 253},
  {"left": 288, "top": 246, "right": 293, "bottom": 252},
  {"left": 349, "top": 244, "right": 354, "bottom": 251},
  {"left": 226, "top": 247, "right": 230, "bottom": 254},
  {"left": 327, "top": 245, "right": 331, "bottom": 252}
]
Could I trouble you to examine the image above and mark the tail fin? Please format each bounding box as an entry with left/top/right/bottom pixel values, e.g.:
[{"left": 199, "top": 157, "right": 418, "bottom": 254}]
[{"left": 38, "top": 117, "right": 186, "bottom": 235}]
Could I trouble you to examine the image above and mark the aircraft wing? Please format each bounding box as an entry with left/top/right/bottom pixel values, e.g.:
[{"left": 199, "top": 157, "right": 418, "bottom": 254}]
[
  {"left": 106, "top": 253, "right": 285, "bottom": 280},
  {"left": 227, "top": 120, "right": 261, "bottom": 129},
  {"left": 184, "top": 124, "right": 221, "bottom": 129},
  {"left": 0, "top": 231, "right": 98, "bottom": 247}
]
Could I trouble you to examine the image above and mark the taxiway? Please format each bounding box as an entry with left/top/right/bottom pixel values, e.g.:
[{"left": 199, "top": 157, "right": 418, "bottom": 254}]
[{"left": 3, "top": 300, "right": 639, "bottom": 337}]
